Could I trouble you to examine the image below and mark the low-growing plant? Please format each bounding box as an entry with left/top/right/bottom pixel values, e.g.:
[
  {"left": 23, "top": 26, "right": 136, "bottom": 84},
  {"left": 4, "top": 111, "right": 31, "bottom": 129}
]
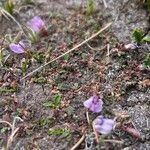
[
  {"left": 5, "top": 34, "right": 13, "bottom": 43},
  {"left": 21, "top": 58, "right": 28, "bottom": 75},
  {"left": 0, "top": 38, "right": 5, "bottom": 66},
  {"left": 144, "top": 53, "right": 150, "bottom": 67},
  {"left": 84, "top": 95, "right": 115, "bottom": 135},
  {"left": 4, "top": 0, "right": 14, "bottom": 15},
  {"left": 37, "top": 117, "right": 50, "bottom": 127},
  {"left": 28, "top": 30, "right": 39, "bottom": 43},
  {"left": 48, "top": 128, "right": 70, "bottom": 137},
  {"left": 63, "top": 54, "right": 70, "bottom": 62},
  {"left": 142, "top": 35, "right": 150, "bottom": 42},
  {"left": 132, "top": 28, "right": 143, "bottom": 44},
  {"left": 1, "top": 127, "right": 9, "bottom": 134},
  {"left": 32, "top": 76, "right": 47, "bottom": 84},
  {"left": 132, "top": 28, "right": 150, "bottom": 68},
  {"left": 32, "top": 52, "right": 45, "bottom": 63},
  {"left": 0, "top": 86, "right": 17, "bottom": 94},
  {"left": 43, "top": 94, "right": 62, "bottom": 109},
  {"left": 86, "top": 0, "right": 95, "bottom": 16},
  {"left": 132, "top": 28, "right": 150, "bottom": 44},
  {"left": 27, "top": 16, "right": 47, "bottom": 42},
  {"left": 0, "top": 49, "right": 4, "bottom": 66},
  {"left": 146, "top": 0, "right": 150, "bottom": 13}
]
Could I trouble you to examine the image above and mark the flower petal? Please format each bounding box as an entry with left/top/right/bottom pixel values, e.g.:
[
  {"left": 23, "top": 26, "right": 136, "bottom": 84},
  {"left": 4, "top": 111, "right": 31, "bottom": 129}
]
[
  {"left": 98, "top": 119, "right": 114, "bottom": 134},
  {"left": 27, "top": 16, "right": 45, "bottom": 32},
  {"left": 18, "top": 41, "right": 25, "bottom": 48},
  {"left": 83, "top": 96, "right": 94, "bottom": 108},
  {"left": 9, "top": 43, "right": 25, "bottom": 54},
  {"left": 93, "top": 116, "right": 115, "bottom": 135},
  {"left": 83, "top": 96, "right": 103, "bottom": 113},
  {"left": 90, "top": 101, "right": 103, "bottom": 112}
]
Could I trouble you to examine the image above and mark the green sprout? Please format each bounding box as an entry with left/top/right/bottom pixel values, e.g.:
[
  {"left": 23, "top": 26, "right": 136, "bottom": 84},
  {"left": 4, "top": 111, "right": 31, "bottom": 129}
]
[
  {"left": 21, "top": 58, "right": 28, "bottom": 75},
  {"left": 144, "top": 53, "right": 150, "bottom": 67},
  {"left": 48, "top": 128, "right": 70, "bottom": 137},
  {"left": 132, "top": 28, "right": 143, "bottom": 44},
  {"left": 43, "top": 94, "right": 62, "bottom": 109},
  {"left": 86, "top": 0, "right": 95, "bottom": 16},
  {"left": 32, "top": 52, "right": 45, "bottom": 63},
  {"left": 63, "top": 54, "right": 70, "bottom": 62},
  {"left": 5, "top": 34, "right": 13, "bottom": 43},
  {"left": 1, "top": 127, "right": 9, "bottom": 134},
  {"left": 132, "top": 28, "right": 150, "bottom": 44},
  {"left": 4, "top": 0, "right": 14, "bottom": 15},
  {"left": 0, "top": 86, "right": 17, "bottom": 94},
  {"left": 142, "top": 35, "right": 150, "bottom": 42},
  {"left": 38, "top": 118, "right": 49, "bottom": 127},
  {"left": 28, "top": 30, "right": 39, "bottom": 44},
  {"left": 146, "top": 0, "right": 150, "bottom": 13},
  {"left": 0, "top": 49, "right": 4, "bottom": 67},
  {"left": 32, "top": 76, "right": 47, "bottom": 84}
]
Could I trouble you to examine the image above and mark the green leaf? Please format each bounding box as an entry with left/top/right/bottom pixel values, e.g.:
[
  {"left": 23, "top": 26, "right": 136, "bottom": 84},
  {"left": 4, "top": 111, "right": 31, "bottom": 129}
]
[
  {"left": 87, "top": 0, "right": 95, "bottom": 16},
  {"left": 28, "top": 30, "right": 39, "bottom": 43},
  {"left": 38, "top": 118, "right": 49, "bottom": 127},
  {"left": 65, "top": 106, "right": 75, "bottom": 116},
  {"left": 21, "top": 58, "right": 28, "bottom": 75},
  {"left": 48, "top": 128, "right": 70, "bottom": 137},
  {"left": 132, "top": 28, "right": 143, "bottom": 44},
  {"left": 42, "top": 101, "right": 53, "bottom": 107},
  {"left": 63, "top": 54, "right": 69, "bottom": 62},
  {"left": 32, "top": 76, "right": 47, "bottom": 84},
  {"left": 146, "top": 0, "right": 150, "bottom": 13},
  {"left": 1, "top": 127, "right": 8, "bottom": 133},
  {"left": 57, "top": 83, "right": 71, "bottom": 91},
  {"left": 142, "top": 36, "right": 150, "bottom": 42},
  {"left": 43, "top": 94, "right": 62, "bottom": 108},
  {"left": 0, "top": 49, "right": 4, "bottom": 66},
  {"left": 52, "top": 94, "right": 61, "bottom": 106},
  {"left": 0, "top": 87, "right": 17, "bottom": 93},
  {"left": 4, "top": 0, "right": 14, "bottom": 14},
  {"left": 144, "top": 53, "right": 150, "bottom": 67},
  {"left": 32, "top": 52, "right": 45, "bottom": 63}
]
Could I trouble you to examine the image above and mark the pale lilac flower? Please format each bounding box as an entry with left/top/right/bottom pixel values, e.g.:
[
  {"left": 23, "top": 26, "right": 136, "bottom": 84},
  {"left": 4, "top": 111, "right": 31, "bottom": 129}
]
[
  {"left": 9, "top": 41, "right": 25, "bottom": 54},
  {"left": 27, "top": 16, "right": 45, "bottom": 33},
  {"left": 83, "top": 95, "right": 103, "bottom": 113},
  {"left": 93, "top": 115, "right": 115, "bottom": 134}
]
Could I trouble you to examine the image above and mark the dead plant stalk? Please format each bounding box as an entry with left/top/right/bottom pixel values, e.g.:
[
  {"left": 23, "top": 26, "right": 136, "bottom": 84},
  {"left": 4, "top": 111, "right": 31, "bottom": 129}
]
[{"left": 21, "top": 22, "right": 112, "bottom": 80}]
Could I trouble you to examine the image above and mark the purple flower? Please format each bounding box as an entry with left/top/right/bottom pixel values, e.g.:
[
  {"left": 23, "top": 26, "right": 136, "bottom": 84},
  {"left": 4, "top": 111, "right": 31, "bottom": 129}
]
[
  {"left": 9, "top": 41, "right": 25, "bottom": 54},
  {"left": 27, "top": 16, "right": 45, "bottom": 33},
  {"left": 93, "top": 115, "right": 115, "bottom": 134},
  {"left": 83, "top": 95, "right": 103, "bottom": 113}
]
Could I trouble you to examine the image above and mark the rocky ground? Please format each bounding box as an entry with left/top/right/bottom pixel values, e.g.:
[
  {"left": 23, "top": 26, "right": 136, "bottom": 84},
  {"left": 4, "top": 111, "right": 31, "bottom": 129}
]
[{"left": 0, "top": 0, "right": 150, "bottom": 150}]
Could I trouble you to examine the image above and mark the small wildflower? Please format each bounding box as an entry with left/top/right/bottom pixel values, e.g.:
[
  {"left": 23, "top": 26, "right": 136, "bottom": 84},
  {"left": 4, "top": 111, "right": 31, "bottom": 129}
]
[
  {"left": 83, "top": 95, "right": 103, "bottom": 113},
  {"left": 9, "top": 41, "right": 25, "bottom": 54},
  {"left": 27, "top": 16, "right": 45, "bottom": 33},
  {"left": 93, "top": 115, "right": 115, "bottom": 134}
]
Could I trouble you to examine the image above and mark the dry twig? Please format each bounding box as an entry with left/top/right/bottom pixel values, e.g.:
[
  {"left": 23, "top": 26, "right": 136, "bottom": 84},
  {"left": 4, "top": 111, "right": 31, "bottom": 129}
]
[
  {"left": 86, "top": 111, "right": 90, "bottom": 125},
  {"left": 0, "top": 8, "right": 27, "bottom": 37},
  {"left": 70, "top": 134, "right": 85, "bottom": 150},
  {"left": 21, "top": 22, "right": 112, "bottom": 80},
  {"left": 104, "top": 139, "right": 124, "bottom": 144},
  {"left": 0, "top": 117, "right": 23, "bottom": 150}
]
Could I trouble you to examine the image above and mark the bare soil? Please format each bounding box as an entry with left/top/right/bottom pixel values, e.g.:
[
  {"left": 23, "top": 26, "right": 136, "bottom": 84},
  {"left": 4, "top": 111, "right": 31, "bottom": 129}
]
[{"left": 0, "top": 0, "right": 150, "bottom": 150}]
